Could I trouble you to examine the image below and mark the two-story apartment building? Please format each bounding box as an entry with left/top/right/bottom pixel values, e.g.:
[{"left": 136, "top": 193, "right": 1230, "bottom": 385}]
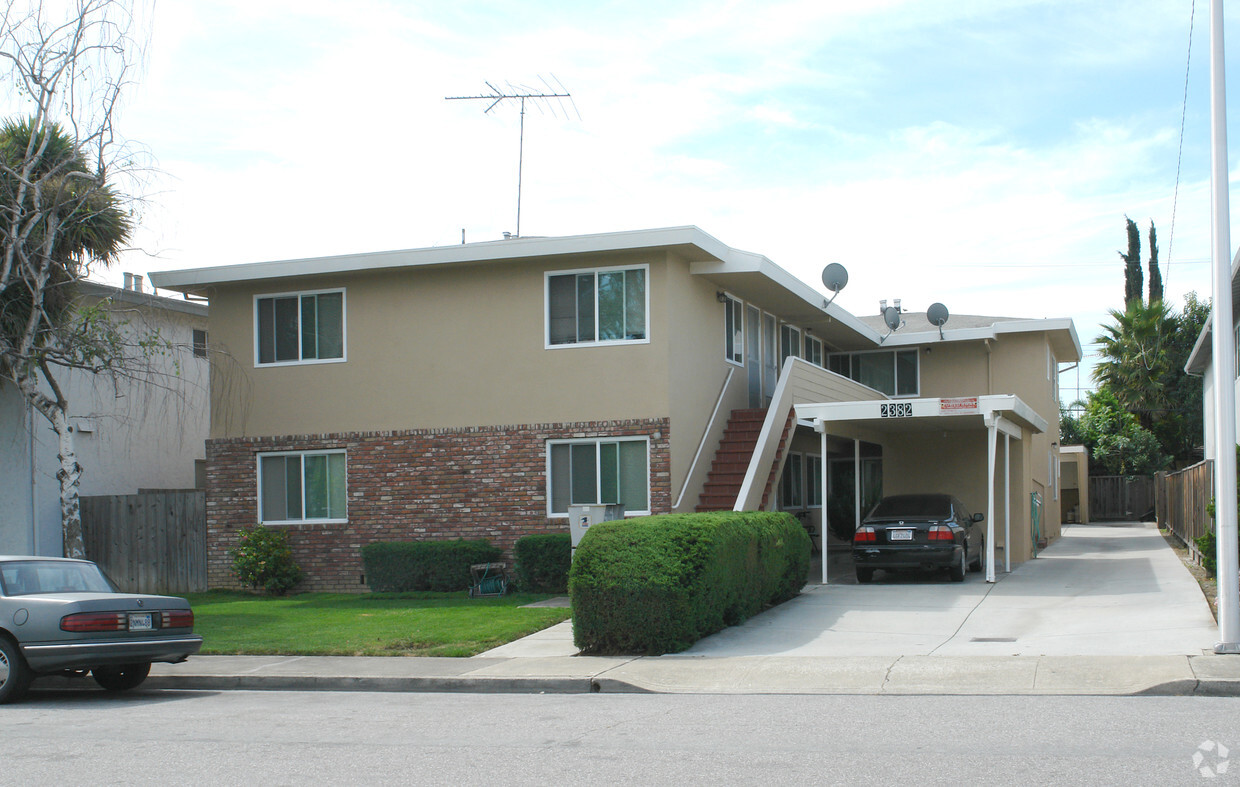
[{"left": 149, "top": 226, "right": 1079, "bottom": 591}]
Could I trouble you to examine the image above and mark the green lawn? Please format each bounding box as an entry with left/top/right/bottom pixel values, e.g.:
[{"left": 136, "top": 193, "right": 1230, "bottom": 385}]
[{"left": 186, "top": 591, "right": 572, "bottom": 657}]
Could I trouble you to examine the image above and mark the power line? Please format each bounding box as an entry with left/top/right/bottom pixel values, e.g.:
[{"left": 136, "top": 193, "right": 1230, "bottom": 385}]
[{"left": 1166, "top": 0, "right": 1197, "bottom": 289}]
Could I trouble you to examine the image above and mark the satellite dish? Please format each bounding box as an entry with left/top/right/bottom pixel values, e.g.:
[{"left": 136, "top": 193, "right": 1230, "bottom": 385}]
[
  {"left": 882, "top": 306, "right": 902, "bottom": 331},
  {"left": 822, "top": 263, "right": 848, "bottom": 293},
  {"left": 927, "top": 302, "right": 949, "bottom": 339},
  {"left": 821, "top": 263, "right": 848, "bottom": 309}
]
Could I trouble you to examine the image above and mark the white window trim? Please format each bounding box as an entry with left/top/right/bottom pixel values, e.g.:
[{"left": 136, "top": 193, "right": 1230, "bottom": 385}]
[
  {"left": 780, "top": 323, "right": 802, "bottom": 364},
  {"left": 544, "top": 264, "right": 651, "bottom": 350},
  {"left": 253, "top": 288, "right": 348, "bottom": 368},
  {"left": 724, "top": 292, "right": 744, "bottom": 368},
  {"left": 804, "top": 335, "right": 824, "bottom": 368},
  {"left": 256, "top": 448, "right": 349, "bottom": 525},
  {"left": 545, "top": 435, "right": 651, "bottom": 518}
]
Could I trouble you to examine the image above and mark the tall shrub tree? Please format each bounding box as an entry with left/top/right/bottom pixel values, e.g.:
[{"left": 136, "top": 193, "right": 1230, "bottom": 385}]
[
  {"left": 0, "top": 1, "right": 145, "bottom": 558},
  {"left": 1120, "top": 216, "right": 1142, "bottom": 307},
  {"left": 1147, "top": 222, "right": 1163, "bottom": 303}
]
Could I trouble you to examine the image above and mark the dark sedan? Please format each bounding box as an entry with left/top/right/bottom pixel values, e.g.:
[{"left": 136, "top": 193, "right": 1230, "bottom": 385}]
[
  {"left": 0, "top": 556, "right": 202, "bottom": 703},
  {"left": 852, "top": 494, "right": 985, "bottom": 583}
]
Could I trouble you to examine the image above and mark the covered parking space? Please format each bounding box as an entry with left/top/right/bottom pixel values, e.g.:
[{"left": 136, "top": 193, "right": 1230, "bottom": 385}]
[{"left": 795, "top": 395, "right": 1048, "bottom": 585}]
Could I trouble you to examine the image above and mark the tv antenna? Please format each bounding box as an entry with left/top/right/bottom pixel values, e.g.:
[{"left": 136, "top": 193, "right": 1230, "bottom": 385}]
[{"left": 446, "top": 77, "right": 578, "bottom": 238}]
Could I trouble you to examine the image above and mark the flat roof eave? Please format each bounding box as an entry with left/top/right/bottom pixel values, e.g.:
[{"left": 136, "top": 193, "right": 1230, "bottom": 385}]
[{"left": 795, "top": 394, "right": 1048, "bottom": 435}]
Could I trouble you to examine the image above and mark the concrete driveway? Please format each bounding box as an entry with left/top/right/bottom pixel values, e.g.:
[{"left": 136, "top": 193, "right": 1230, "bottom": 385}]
[{"left": 672, "top": 523, "right": 1219, "bottom": 658}]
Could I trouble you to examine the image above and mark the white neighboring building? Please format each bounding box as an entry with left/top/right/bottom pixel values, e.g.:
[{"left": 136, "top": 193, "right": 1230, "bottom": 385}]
[
  {"left": 0, "top": 277, "right": 209, "bottom": 556},
  {"left": 1185, "top": 249, "right": 1240, "bottom": 462}
]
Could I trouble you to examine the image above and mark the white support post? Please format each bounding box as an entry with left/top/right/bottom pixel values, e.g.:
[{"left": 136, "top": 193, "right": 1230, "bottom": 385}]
[
  {"left": 985, "top": 416, "right": 997, "bottom": 583},
  {"left": 854, "top": 437, "right": 861, "bottom": 542},
  {"left": 1210, "top": 0, "right": 1240, "bottom": 654},
  {"left": 1004, "top": 432, "right": 1011, "bottom": 573},
  {"left": 820, "top": 422, "right": 829, "bottom": 585}
]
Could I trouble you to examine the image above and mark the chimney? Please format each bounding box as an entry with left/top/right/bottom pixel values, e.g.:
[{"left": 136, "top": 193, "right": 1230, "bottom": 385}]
[
  {"left": 133, "top": 275, "right": 144, "bottom": 293},
  {"left": 123, "top": 272, "right": 133, "bottom": 290}
]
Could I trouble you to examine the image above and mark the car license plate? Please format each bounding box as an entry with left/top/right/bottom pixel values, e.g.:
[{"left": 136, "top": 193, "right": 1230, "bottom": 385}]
[
  {"left": 889, "top": 530, "right": 913, "bottom": 541},
  {"left": 128, "top": 613, "right": 153, "bottom": 631}
]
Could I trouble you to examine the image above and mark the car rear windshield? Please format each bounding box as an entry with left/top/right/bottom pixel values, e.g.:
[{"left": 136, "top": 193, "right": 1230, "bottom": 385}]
[
  {"left": 0, "top": 561, "right": 114, "bottom": 596},
  {"left": 869, "top": 496, "right": 952, "bottom": 519}
]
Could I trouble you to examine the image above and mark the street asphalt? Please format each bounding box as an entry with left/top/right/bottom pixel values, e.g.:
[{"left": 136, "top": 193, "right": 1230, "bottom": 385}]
[{"left": 120, "top": 523, "right": 1240, "bottom": 696}]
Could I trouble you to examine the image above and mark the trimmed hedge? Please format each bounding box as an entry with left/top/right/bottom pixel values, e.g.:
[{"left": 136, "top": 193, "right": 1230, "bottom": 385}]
[
  {"left": 514, "top": 533, "right": 571, "bottom": 593},
  {"left": 569, "top": 511, "right": 810, "bottom": 655},
  {"left": 361, "top": 539, "right": 502, "bottom": 592}
]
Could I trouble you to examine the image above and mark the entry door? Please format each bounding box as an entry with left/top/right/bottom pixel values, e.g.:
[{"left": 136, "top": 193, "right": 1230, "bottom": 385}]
[{"left": 746, "top": 305, "right": 762, "bottom": 407}]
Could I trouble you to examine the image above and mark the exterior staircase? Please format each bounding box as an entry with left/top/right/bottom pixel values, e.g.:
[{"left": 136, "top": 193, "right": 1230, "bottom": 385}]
[{"left": 696, "top": 408, "right": 768, "bottom": 511}]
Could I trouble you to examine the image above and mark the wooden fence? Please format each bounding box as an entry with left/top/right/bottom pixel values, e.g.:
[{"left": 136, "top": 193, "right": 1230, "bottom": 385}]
[
  {"left": 1155, "top": 460, "right": 1214, "bottom": 563},
  {"left": 81, "top": 491, "right": 207, "bottom": 594},
  {"left": 1087, "top": 475, "right": 1156, "bottom": 521}
]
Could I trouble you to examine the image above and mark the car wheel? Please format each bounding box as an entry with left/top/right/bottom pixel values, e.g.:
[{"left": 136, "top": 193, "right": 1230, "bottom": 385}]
[
  {"left": 949, "top": 548, "right": 966, "bottom": 582},
  {"left": 856, "top": 567, "right": 874, "bottom": 584},
  {"left": 0, "top": 636, "right": 32, "bottom": 704},
  {"left": 92, "top": 663, "right": 151, "bottom": 692},
  {"left": 970, "top": 538, "right": 985, "bottom": 572}
]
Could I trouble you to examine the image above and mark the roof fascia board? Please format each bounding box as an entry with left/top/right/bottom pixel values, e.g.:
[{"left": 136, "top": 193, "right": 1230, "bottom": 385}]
[
  {"left": 689, "top": 255, "right": 882, "bottom": 343},
  {"left": 882, "top": 318, "right": 1081, "bottom": 359},
  {"left": 148, "top": 225, "right": 728, "bottom": 291}
]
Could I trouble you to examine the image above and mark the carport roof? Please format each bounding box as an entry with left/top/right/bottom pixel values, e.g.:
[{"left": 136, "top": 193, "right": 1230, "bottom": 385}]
[{"left": 794, "top": 394, "right": 1048, "bottom": 436}]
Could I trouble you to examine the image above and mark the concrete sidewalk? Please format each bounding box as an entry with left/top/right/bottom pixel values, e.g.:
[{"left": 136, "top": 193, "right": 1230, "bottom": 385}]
[{"left": 126, "top": 523, "right": 1240, "bottom": 697}]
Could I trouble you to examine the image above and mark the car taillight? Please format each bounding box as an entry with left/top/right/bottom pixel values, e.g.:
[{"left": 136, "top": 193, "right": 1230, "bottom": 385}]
[
  {"left": 854, "top": 526, "right": 877, "bottom": 544},
  {"left": 928, "top": 525, "right": 954, "bottom": 541},
  {"left": 61, "top": 612, "right": 126, "bottom": 632},
  {"left": 162, "top": 609, "right": 194, "bottom": 628}
]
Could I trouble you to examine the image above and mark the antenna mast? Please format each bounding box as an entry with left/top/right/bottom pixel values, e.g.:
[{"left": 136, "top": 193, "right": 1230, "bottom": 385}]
[{"left": 446, "top": 79, "right": 575, "bottom": 238}]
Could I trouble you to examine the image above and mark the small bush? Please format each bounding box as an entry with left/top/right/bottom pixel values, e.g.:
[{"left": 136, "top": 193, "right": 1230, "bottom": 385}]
[
  {"left": 569, "top": 511, "right": 810, "bottom": 655},
  {"left": 231, "top": 525, "right": 304, "bottom": 595},
  {"left": 514, "top": 533, "right": 571, "bottom": 593},
  {"left": 362, "top": 539, "right": 502, "bottom": 592},
  {"left": 1196, "top": 531, "right": 1218, "bottom": 577}
]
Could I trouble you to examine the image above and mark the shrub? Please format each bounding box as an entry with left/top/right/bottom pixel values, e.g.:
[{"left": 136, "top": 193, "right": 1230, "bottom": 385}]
[
  {"left": 1196, "top": 531, "right": 1218, "bottom": 577},
  {"left": 569, "top": 511, "right": 810, "bottom": 655},
  {"left": 514, "top": 533, "right": 571, "bottom": 593},
  {"left": 361, "top": 539, "right": 502, "bottom": 592},
  {"left": 231, "top": 525, "right": 304, "bottom": 595}
]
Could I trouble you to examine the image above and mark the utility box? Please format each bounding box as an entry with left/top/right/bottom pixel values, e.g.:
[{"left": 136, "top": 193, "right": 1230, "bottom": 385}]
[{"left": 568, "top": 504, "right": 625, "bottom": 549}]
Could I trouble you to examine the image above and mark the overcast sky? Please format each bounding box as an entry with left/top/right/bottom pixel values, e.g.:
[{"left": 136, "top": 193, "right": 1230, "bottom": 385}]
[{"left": 94, "top": 1, "right": 1240, "bottom": 401}]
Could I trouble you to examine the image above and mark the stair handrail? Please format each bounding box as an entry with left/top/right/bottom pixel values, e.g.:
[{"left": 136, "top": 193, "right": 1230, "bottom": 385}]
[{"left": 674, "top": 367, "right": 737, "bottom": 510}]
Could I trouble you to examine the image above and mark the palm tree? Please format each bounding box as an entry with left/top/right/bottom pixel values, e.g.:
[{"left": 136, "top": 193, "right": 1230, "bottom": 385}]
[{"left": 1092, "top": 300, "right": 1176, "bottom": 433}]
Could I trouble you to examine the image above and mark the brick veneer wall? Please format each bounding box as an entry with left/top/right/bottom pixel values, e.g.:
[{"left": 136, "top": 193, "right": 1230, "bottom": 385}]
[{"left": 205, "top": 418, "right": 671, "bottom": 592}]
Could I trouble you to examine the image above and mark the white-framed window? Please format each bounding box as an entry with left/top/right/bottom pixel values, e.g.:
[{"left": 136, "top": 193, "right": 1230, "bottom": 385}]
[
  {"left": 806, "top": 454, "right": 823, "bottom": 507},
  {"left": 805, "top": 335, "right": 823, "bottom": 367},
  {"left": 255, "top": 289, "right": 346, "bottom": 366},
  {"left": 780, "top": 453, "right": 804, "bottom": 508},
  {"left": 780, "top": 324, "right": 801, "bottom": 365},
  {"left": 547, "top": 437, "right": 650, "bottom": 516},
  {"left": 826, "top": 349, "right": 919, "bottom": 397},
  {"left": 724, "top": 293, "right": 744, "bottom": 366},
  {"left": 546, "top": 265, "right": 648, "bottom": 347},
  {"left": 258, "top": 450, "right": 347, "bottom": 523}
]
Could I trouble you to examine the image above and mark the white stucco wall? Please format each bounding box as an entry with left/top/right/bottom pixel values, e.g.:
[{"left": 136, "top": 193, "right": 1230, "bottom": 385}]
[{"left": 0, "top": 286, "right": 209, "bottom": 556}]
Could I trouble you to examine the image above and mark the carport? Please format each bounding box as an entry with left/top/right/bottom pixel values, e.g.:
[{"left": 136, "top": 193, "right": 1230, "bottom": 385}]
[{"left": 795, "top": 394, "right": 1048, "bottom": 585}]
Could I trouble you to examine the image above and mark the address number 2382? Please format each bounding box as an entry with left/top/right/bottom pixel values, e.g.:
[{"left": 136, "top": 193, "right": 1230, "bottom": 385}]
[{"left": 880, "top": 402, "right": 913, "bottom": 418}]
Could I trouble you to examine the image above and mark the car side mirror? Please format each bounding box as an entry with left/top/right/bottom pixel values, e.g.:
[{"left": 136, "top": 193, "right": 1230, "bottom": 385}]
[{"left": 972, "top": 513, "right": 985, "bottom": 522}]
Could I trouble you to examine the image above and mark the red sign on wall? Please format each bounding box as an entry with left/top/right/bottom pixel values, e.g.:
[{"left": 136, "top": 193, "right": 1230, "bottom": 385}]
[{"left": 939, "top": 397, "right": 979, "bottom": 413}]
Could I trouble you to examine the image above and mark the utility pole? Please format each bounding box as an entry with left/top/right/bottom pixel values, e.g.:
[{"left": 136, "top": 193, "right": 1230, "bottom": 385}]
[
  {"left": 446, "top": 79, "right": 575, "bottom": 238},
  {"left": 1208, "top": 0, "right": 1239, "bottom": 654}
]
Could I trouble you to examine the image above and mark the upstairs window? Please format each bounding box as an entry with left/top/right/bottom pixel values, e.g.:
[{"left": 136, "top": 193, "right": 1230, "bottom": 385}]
[
  {"left": 192, "top": 329, "right": 208, "bottom": 358},
  {"left": 805, "top": 335, "right": 823, "bottom": 367},
  {"left": 827, "top": 349, "right": 919, "bottom": 397},
  {"left": 547, "top": 266, "right": 648, "bottom": 347},
  {"left": 780, "top": 324, "right": 801, "bottom": 364},
  {"left": 256, "top": 290, "right": 345, "bottom": 366}
]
